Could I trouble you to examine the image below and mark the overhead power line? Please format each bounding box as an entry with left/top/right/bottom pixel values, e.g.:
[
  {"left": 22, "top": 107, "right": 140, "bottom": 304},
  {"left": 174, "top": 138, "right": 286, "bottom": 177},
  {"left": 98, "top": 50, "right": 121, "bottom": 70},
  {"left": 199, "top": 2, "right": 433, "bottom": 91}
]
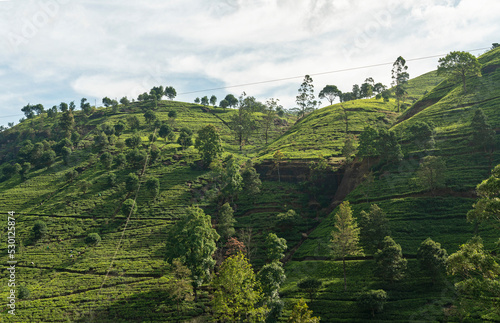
[{"left": 177, "top": 47, "right": 491, "bottom": 96}]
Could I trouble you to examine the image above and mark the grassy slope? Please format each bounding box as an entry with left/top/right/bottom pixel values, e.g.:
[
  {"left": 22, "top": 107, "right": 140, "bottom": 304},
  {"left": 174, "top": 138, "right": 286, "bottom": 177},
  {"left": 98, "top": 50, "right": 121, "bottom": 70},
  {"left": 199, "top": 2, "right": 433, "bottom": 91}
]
[
  {"left": 0, "top": 101, "right": 294, "bottom": 322},
  {"left": 0, "top": 48, "right": 498, "bottom": 322},
  {"left": 257, "top": 69, "right": 443, "bottom": 161},
  {"left": 287, "top": 47, "right": 500, "bottom": 321}
]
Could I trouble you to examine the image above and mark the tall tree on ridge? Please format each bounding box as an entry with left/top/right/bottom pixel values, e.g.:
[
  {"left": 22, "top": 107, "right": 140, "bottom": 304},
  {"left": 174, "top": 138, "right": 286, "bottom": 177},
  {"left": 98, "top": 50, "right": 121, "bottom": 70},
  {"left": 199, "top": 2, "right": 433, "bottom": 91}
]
[{"left": 391, "top": 56, "right": 409, "bottom": 112}]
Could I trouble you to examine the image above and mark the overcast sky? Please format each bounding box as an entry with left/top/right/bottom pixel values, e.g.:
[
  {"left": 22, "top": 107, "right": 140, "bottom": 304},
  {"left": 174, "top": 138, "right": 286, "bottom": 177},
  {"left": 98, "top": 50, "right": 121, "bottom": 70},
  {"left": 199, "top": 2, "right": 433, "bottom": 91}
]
[{"left": 0, "top": 0, "right": 498, "bottom": 126}]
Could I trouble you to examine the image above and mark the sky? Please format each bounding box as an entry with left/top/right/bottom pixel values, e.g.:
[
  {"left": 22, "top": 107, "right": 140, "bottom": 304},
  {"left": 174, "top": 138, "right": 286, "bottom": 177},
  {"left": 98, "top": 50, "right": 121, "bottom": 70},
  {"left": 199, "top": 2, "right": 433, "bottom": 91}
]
[{"left": 0, "top": 0, "right": 499, "bottom": 127}]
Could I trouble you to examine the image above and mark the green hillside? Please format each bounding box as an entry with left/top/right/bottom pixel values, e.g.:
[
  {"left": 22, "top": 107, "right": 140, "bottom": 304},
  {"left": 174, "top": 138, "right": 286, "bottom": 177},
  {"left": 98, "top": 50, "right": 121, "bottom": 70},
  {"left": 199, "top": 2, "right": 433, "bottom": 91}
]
[{"left": 0, "top": 47, "right": 499, "bottom": 322}]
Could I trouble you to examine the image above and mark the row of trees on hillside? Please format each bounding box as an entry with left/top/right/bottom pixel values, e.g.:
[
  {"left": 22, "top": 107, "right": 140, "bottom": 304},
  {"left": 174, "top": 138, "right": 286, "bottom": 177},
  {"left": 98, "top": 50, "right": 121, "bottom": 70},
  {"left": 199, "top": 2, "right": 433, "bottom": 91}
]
[{"left": 165, "top": 203, "right": 296, "bottom": 322}]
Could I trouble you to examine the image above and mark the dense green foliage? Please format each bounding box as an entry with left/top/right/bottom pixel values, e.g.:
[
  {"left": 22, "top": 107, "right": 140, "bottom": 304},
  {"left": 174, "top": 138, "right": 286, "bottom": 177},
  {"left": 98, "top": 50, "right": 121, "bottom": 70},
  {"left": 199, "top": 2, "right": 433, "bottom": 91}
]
[{"left": 0, "top": 47, "right": 498, "bottom": 322}]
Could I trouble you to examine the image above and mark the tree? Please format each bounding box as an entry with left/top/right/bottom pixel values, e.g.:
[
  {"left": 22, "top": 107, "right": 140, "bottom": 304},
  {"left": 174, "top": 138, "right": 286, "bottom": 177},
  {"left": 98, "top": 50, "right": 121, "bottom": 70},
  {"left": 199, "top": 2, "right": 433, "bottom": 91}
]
[
  {"left": 145, "top": 177, "right": 160, "bottom": 199},
  {"left": 107, "top": 173, "right": 117, "bottom": 187},
  {"left": 81, "top": 98, "right": 91, "bottom": 115},
  {"left": 2, "top": 163, "right": 21, "bottom": 179},
  {"left": 68, "top": 101, "right": 76, "bottom": 111},
  {"left": 125, "top": 173, "right": 139, "bottom": 192},
  {"left": 59, "top": 110, "right": 75, "bottom": 134},
  {"left": 166, "top": 207, "right": 219, "bottom": 299},
  {"left": 177, "top": 127, "right": 193, "bottom": 149},
  {"left": 143, "top": 109, "right": 157, "bottom": 125},
  {"left": 114, "top": 121, "right": 126, "bottom": 137},
  {"left": 60, "top": 146, "right": 71, "bottom": 165},
  {"left": 467, "top": 164, "right": 500, "bottom": 225},
  {"left": 318, "top": 85, "right": 341, "bottom": 105},
  {"left": 119, "top": 96, "right": 130, "bottom": 106},
  {"left": 273, "top": 150, "right": 284, "bottom": 182},
  {"left": 297, "top": 278, "right": 322, "bottom": 303},
  {"left": 437, "top": 51, "right": 481, "bottom": 93},
  {"left": 359, "top": 204, "right": 390, "bottom": 253},
  {"left": 218, "top": 203, "right": 236, "bottom": 242},
  {"left": 257, "top": 261, "right": 286, "bottom": 322},
  {"left": 224, "top": 237, "right": 246, "bottom": 258},
  {"left": 342, "top": 134, "right": 356, "bottom": 164},
  {"left": 33, "top": 220, "right": 48, "bottom": 240},
  {"left": 210, "top": 95, "right": 217, "bottom": 106},
  {"left": 17, "top": 286, "right": 30, "bottom": 300},
  {"left": 417, "top": 238, "right": 448, "bottom": 285},
  {"left": 407, "top": 121, "right": 435, "bottom": 151},
  {"left": 121, "top": 199, "right": 137, "bottom": 216},
  {"left": 195, "top": 124, "right": 223, "bottom": 167},
  {"left": 277, "top": 209, "right": 298, "bottom": 232},
  {"left": 114, "top": 153, "right": 126, "bottom": 168},
  {"left": 20, "top": 162, "right": 31, "bottom": 181},
  {"left": 241, "top": 160, "right": 262, "bottom": 196},
  {"left": 221, "top": 155, "right": 243, "bottom": 201},
  {"left": 357, "top": 127, "right": 379, "bottom": 159},
  {"left": 211, "top": 253, "right": 265, "bottom": 322},
  {"left": 262, "top": 98, "right": 280, "bottom": 145},
  {"left": 447, "top": 236, "right": 500, "bottom": 320},
  {"left": 149, "top": 85, "right": 164, "bottom": 102},
  {"left": 229, "top": 93, "right": 257, "bottom": 151},
  {"left": 265, "top": 233, "right": 287, "bottom": 263},
  {"left": 295, "top": 75, "right": 318, "bottom": 117},
  {"left": 126, "top": 149, "right": 146, "bottom": 168},
  {"left": 470, "top": 108, "right": 495, "bottom": 152},
  {"left": 377, "top": 129, "right": 403, "bottom": 163},
  {"left": 99, "top": 152, "right": 113, "bottom": 169},
  {"left": 65, "top": 169, "right": 78, "bottom": 182},
  {"left": 59, "top": 102, "right": 68, "bottom": 112},
  {"left": 416, "top": 156, "right": 446, "bottom": 193},
  {"left": 127, "top": 115, "right": 140, "bottom": 130},
  {"left": 21, "top": 104, "right": 34, "bottom": 119},
  {"left": 330, "top": 201, "right": 363, "bottom": 291},
  {"left": 137, "top": 92, "right": 150, "bottom": 102},
  {"left": 351, "top": 84, "right": 361, "bottom": 100},
  {"left": 94, "top": 132, "right": 109, "bottom": 150},
  {"left": 224, "top": 94, "right": 238, "bottom": 108},
  {"left": 40, "top": 150, "right": 56, "bottom": 168},
  {"left": 194, "top": 97, "right": 200, "bottom": 104},
  {"left": 85, "top": 233, "right": 101, "bottom": 245},
  {"left": 288, "top": 298, "right": 320, "bottom": 323},
  {"left": 164, "top": 86, "right": 177, "bottom": 100},
  {"left": 373, "top": 82, "right": 387, "bottom": 94},
  {"left": 360, "top": 79, "right": 374, "bottom": 98},
  {"left": 358, "top": 289, "right": 387, "bottom": 318},
  {"left": 200, "top": 96, "right": 209, "bottom": 107},
  {"left": 219, "top": 99, "right": 229, "bottom": 110},
  {"left": 33, "top": 103, "right": 44, "bottom": 115},
  {"left": 125, "top": 134, "right": 141, "bottom": 149},
  {"left": 391, "top": 56, "right": 409, "bottom": 112},
  {"left": 374, "top": 236, "right": 407, "bottom": 283},
  {"left": 166, "top": 259, "right": 193, "bottom": 312},
  {"left": 159, "top": 124, "right": 173, "bottom": 142},
  {"left": 102, "top": 97, "right": 113, "bottom": 107}
]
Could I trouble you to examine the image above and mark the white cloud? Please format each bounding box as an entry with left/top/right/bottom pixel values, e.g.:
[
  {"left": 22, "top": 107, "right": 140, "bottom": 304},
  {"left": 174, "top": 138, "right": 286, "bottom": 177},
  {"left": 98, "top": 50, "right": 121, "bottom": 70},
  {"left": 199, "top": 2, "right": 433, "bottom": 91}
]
[{"left": 0, "top": 0, "right": 499, "bottom": 125}]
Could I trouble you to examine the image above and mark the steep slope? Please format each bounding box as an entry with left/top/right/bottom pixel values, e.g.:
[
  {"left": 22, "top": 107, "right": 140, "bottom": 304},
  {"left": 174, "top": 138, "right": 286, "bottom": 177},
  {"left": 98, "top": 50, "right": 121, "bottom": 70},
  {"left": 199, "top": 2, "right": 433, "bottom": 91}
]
[
  {"left": 0, "top": 100, "right": 295, "bottom": 322},
  {"left": 286, "top": 47, "right": 500, "bottom": 321}
]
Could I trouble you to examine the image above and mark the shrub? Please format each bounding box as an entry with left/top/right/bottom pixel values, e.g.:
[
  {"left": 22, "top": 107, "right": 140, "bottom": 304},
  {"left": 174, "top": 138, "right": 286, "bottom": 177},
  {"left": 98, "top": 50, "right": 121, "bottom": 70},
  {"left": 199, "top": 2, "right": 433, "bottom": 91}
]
[
  {"left": 85, "top": 233, "right": 101, "bottom": 245},
  {"left": 125, "top": 173, "right": 139, "bottom": 192},
  {"left": 358, "top": 289, "right": 387, "bottom": 317},
  {"left": 33, "top": 220, "right": 48, "bottom": 240},
  {"left": 18, "top": 286, "right": 30, "bottom": 300},
  {"left": 121, "top": 199, "right": 137, "bottom": 216}
]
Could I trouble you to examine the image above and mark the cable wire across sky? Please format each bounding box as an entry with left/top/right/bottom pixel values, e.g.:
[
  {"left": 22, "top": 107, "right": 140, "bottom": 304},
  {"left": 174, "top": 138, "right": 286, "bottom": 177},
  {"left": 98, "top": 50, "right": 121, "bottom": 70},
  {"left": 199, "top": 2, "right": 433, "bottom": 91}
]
[
  {"left": 177, "top": 47, "right": 491, "bottom": 96},
  {"left": 0, "top": 47, "right": 492, "bottom": 121}
]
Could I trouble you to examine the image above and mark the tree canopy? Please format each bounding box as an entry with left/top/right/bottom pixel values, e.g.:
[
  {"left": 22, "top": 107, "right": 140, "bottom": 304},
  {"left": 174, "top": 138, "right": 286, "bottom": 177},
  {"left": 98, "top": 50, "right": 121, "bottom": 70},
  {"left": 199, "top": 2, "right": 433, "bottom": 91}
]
[
  {"left": 195, "top": 124, "right": 223, "bottom": 167},
  {"left": 437, "top": 51, "right": 481, "bottom": 93}
]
